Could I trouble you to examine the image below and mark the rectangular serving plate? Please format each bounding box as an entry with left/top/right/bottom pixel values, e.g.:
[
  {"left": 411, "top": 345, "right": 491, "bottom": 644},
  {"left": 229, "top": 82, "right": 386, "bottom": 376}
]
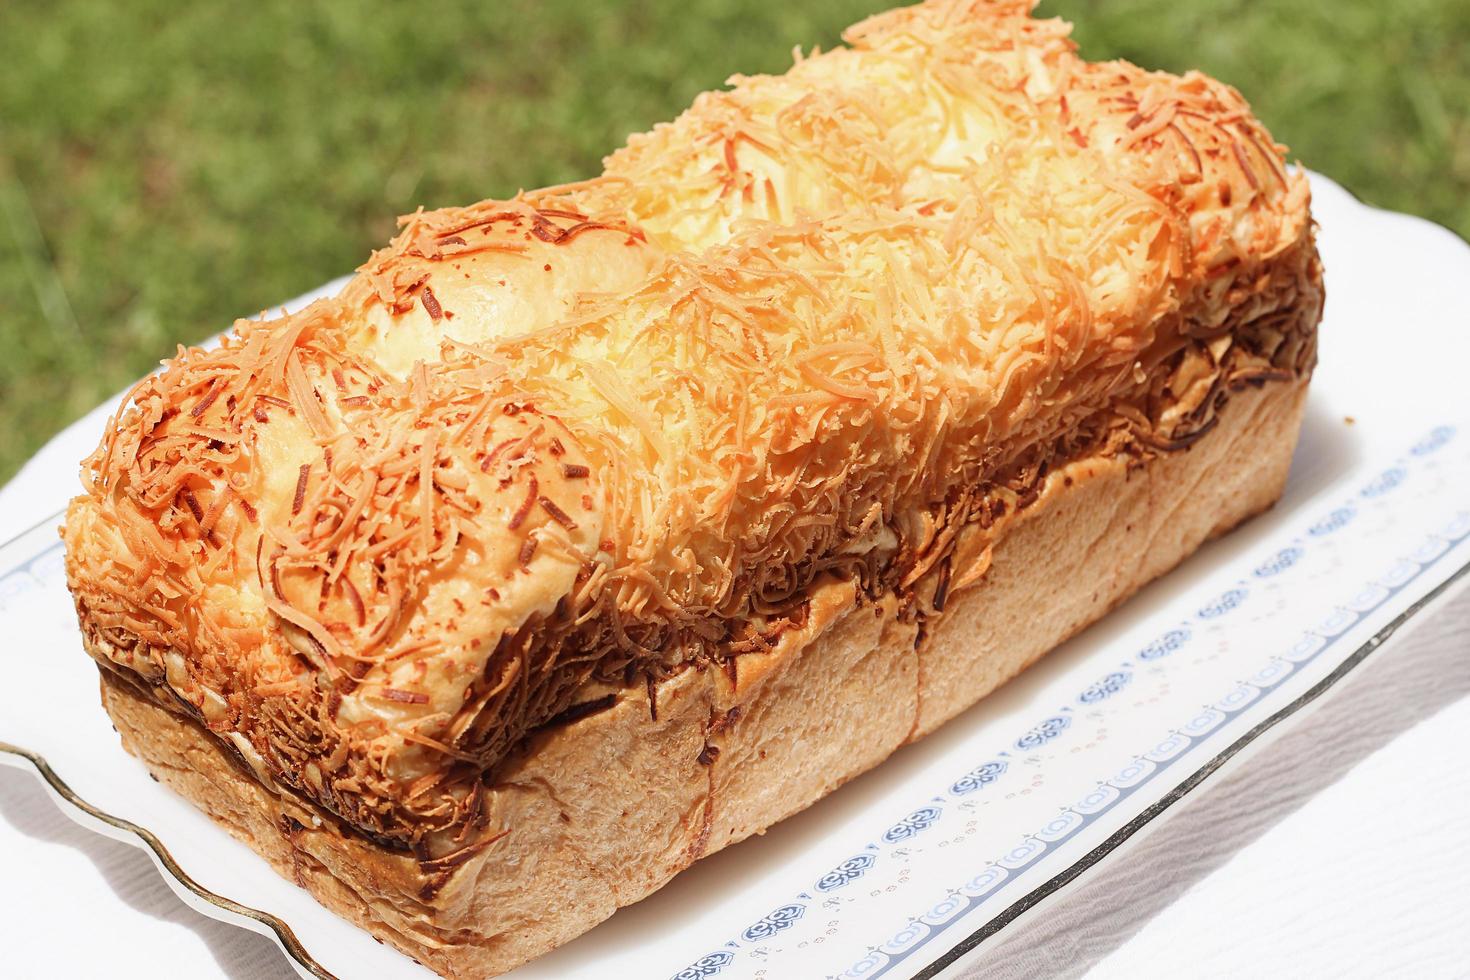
[{"left": 2, "top": 172, "right": 1467, "bottom": 980}]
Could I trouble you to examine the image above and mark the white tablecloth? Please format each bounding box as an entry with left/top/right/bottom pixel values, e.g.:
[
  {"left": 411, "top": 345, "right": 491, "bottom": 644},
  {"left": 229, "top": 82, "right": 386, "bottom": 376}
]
[{"left": 3, "top": 376, "right": 1467, "bottom": 980}]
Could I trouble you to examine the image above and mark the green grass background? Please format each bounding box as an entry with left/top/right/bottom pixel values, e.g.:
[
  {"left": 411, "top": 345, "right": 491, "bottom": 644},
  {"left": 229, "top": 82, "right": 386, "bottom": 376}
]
[{"left": 2, "top": 0, "right": 1466, "bottom": 482}]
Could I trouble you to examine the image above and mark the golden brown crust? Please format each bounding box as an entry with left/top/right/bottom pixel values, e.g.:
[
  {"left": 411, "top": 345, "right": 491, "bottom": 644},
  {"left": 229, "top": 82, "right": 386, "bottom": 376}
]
[
  {"left": 101, "top": 375, "right": 1308, "bottom": 977},
  {"left": 65, "top": 0, "right": 1320, "bottom": 852}
]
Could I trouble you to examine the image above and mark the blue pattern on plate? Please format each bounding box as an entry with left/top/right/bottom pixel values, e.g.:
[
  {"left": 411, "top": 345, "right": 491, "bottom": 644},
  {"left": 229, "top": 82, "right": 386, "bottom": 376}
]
[
  {"left": 1359, "top": 466, "right": 1407, "bottom": 497},
  {"left": 1409, "top": 425, "right": 1455, "bottom": 455},
  {"left": 816, "top": 854, "right": 876, "bottom": 893},
  {"left": 920, "top": 894, "right": 967, "bottom": 926},
  {"left": 1137, "top": 628, "right": 1191, "bottom": 661},
  {"left": 1015, "top": 715, "right": 1070, "bottom": 750},
  {"left": 882, "top": 806, "right": 942, "bottom": 843},
  {"left": 1078, "top": 671, "right": 1131, "bottom": 704},
  {"left": 1308, "top": 507, "right": 1356, "bottom": 536},
  {"left": 950, "top": 760, "right": 1008, "bottom": 796},
  {"left": 740, "top": 904, "right": 805, "bottom": 942},
  {"left": 1253, "top": 546, "right": 1303, "bottom": 578},
  {"left": 1196, "top": 588, "right": 1248, "bottom": 618},
  {"left": 669, "top": 951, "right": 735, "bottom": 980}
]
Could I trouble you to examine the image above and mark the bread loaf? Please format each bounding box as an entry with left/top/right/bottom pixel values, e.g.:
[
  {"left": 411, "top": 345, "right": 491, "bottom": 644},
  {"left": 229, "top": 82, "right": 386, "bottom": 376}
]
[{"left": 64, "top": 1, "right": 1321, "bottom": 975}]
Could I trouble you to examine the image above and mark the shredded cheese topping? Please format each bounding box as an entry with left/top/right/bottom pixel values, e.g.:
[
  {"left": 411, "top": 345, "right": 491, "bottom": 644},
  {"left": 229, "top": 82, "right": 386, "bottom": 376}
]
[{"left": 65, "top": 0, "right": 1319, "bottom": 848}]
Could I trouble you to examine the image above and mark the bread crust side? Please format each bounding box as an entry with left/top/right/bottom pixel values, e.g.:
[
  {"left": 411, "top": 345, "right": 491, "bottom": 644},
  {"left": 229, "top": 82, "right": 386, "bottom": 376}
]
[{"left": 100, "top": 376, "right": 1308, "bottom": 978}]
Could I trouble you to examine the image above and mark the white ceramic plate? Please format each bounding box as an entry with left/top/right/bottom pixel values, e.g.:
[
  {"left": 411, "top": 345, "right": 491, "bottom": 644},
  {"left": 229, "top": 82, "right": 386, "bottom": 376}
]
[{"left": 2, "top": 173, "right": 1467, "bottom": 980}]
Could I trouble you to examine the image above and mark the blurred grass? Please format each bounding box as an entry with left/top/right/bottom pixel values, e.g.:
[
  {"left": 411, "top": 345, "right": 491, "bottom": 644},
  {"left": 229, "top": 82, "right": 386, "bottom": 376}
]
[{"left": 1, "top": 0, "right": 1466, "bottom": 482}]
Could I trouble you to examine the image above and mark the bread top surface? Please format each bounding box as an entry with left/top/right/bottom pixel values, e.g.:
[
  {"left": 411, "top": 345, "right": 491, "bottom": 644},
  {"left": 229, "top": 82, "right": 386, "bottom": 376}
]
[{"left": 64, "top": 0, "right": 1319, "bottom": 849}]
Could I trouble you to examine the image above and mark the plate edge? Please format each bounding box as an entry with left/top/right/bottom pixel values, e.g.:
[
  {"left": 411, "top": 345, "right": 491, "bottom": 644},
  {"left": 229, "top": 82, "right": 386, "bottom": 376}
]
[{"left": 0, "top": 739, "right": 338, "bottom": 980}]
